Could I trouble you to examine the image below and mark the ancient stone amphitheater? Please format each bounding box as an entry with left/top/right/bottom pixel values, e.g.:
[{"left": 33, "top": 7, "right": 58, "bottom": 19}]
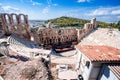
[
  {"left": 0, "top": 13, "right": 97, "bottom": 47},
  {"left": 0, "top": 13, "right": 97, "bottom": 61},
  {"left": 0, "top": 13, "right": 97, "bottom": 80}
]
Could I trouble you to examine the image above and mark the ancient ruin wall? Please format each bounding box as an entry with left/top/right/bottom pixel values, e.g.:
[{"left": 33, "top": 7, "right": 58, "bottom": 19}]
[
  {"left": 0, "top": 13, "right": 31, "bottom": 40},
  {"left": 77, "top": 18, "right": 97, "bottom": 42},
  {"left": 32, "top": 28, "right": 78, "bottom": 45},
  {"left": 0, "top": 13, "right": 97, "bottom": 46}
]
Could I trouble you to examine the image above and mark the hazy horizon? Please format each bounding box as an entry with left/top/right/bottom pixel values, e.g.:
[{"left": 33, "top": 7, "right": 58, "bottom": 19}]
[{"left": 0, "top": 0, "right": 120, "bottom": 23}]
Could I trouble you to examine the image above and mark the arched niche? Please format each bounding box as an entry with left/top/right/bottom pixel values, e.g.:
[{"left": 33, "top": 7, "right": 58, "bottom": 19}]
[
  {"left": 11, "top": 13, "right": 18, "bottom": 24},
  {"left": 3, "top": 14, "right": 12, "bottom": 33},
  {"left": 10, "top": 14, "right": 19, "bottom": 31},
  {"left": 18, "top": 14, "right": 29, "bottom": 33},
  {"left": 4, "top": 14, "right": 11, "bottom": 24},
  {"left": 18, "top": 14, "right": 26, "bottom": 24}
]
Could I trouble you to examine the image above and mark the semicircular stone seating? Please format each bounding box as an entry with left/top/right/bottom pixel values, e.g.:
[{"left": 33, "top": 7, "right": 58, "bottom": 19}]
[
  {"left": 0, "top": 45, "right": 9, "bottom": 56},
  {"left": 7, "top": 34, "right": 50, "bottom": 60}
]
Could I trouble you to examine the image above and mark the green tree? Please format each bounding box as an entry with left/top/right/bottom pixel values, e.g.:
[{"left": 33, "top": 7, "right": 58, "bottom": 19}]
[{"left": 116, "top": 21, "right": 120, "bottom": 31}]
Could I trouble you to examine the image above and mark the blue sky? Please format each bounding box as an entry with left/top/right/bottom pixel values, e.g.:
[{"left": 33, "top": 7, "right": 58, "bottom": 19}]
[{"left": 0, "top": 0, "right": 120, "bottom": 22}]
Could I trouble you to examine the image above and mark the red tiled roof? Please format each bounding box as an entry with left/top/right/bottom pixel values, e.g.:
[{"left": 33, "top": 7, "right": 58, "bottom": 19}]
[{"left": 76, "top": 45, "right": 120, "bottom": 62}]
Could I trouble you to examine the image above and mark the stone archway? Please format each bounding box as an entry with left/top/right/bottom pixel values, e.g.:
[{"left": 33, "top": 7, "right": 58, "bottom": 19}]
[
  {"left": 2, "top": 14, "right": 11, "bottom": 34},
  {"left": 11, "top": 13, "right": 19, "bottom": 31}
]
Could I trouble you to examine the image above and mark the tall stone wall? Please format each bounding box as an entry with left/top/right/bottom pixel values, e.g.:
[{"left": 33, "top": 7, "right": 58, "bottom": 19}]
[
  {"left": 32, "top": 28, "right": 77, "bottom": 45},
  {"left": 77, "top": 18, "right": 97, "bottom": 42},
  {"left": 0, "top": 13, "right": 30, "bottom": 40},
  {"left": 0, "top": 15, "right": 3, "bottom": 30},
  {"left": 0, "top": 14, "right": 6, "bottom": 37},
  {"left": 0, "top": 13, "right": 97, "bottom": 46}
]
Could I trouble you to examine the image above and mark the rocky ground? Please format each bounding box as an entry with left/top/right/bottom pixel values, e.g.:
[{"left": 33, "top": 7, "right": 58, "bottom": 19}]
[
  {"left": 0, "top": 35, "right": 52, "bottom": 80},
  {"left": 0, "top": 56, "right": 52, "bottom": 80}
]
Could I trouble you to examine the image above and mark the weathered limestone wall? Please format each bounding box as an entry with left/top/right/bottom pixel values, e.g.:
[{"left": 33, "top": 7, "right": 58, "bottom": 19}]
[
  {"left": 0, "top": 13, "right": 97, "bottom": 46},
  {"left": 32, "top": 28, "right": 78, "bottom": 45},
  {"left": 77, "top": 18, "right": 97, "bottom": 42},
  {"left": 0, "top": 15, "right": 3, "bottom": 30},
  {"left": 0, "top": 14, "right": 5, "bottom": 37},
  {"left": 91, "top": 18, "right": 97, "bottom": 29},
  {"left": 0, "top": 13, "right": 30, "bottom": 40}
]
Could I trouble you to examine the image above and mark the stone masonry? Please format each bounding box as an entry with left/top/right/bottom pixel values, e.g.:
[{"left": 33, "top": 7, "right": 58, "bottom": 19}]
[{"left": 0, "top": 13, "right": 97, "bottom": 46}]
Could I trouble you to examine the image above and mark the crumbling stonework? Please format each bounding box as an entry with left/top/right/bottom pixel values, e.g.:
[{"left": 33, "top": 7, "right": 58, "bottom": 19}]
[
  {"left": 32, "top": 28, "right": 77, "bottom": 45},
  {"left": 77, "top": 18, "right": 97, "bottom": 42},
  {"left": 0, "top": 15, "right": 4, "bottom": 37},
  {"left": 0, "top": 13, "right": 97, "bottom": 46},
  {"left": 0, "top": 13, "right": 30, "bottom": 40},
  {"left": 0, "top": 57, "right": 51, "bottom": 80}
]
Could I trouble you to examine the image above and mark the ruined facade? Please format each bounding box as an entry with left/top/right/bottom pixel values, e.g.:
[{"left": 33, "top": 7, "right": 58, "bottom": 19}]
[
  {"left": 0, "top": 13, "right": 30, "bottom": 40},
  {"left": 0, "top": 13, "right": 97, "bottom": 47},
  {"left": 77, "top": 18, "right": 97, "bottom": 42},
  {"left": 0, "top": 15, "right": 4, "bottom": 37},
  {"left": 32, "top": 28, "right": 77, "bottom": 45}
]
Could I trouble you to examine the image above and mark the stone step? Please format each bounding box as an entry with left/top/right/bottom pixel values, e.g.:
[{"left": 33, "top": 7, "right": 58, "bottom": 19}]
[{"left": 0, "top": 46, "right": 9, "bottom": 56}]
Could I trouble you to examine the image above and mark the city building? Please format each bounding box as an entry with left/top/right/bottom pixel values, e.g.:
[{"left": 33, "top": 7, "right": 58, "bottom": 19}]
[
  {"left": 76, "top": 45, "right": 120, "bottom": 80},
  {"left": 99, "top": 64, "right": 120, "bottom": 80}
]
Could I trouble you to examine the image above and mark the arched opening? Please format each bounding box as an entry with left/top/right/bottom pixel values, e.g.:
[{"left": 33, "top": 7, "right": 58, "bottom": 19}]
[
  {"left": 4, "top": 14, "right": 11, "bottom": 33},
  {"left": 20, "top": 15, "right": 25, "bottom": 24},
  {"left": 5, "top": 15, "right": 10, "bottom": 24},
  {"left": 12, "top": 14, "right": 18, "bottom": 30},
  {"left": 58, "top": 30, "right": 61, "bottom": 35},
  {"left": 12, "top": 15, "right": 17, "bottom": 24},
  {"left": 21, "top": 16, "right": 24, "bottom": 23}
]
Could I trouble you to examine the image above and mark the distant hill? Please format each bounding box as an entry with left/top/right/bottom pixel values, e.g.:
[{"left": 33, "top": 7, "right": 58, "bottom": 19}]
[
  {"left": 48, "top": 16, "right": 90, "bottom": 28},
  {"left": 48, "top": 16, "right": 120, "bottom": 30},
  {"left": 97, "top": 21, "right": 120, "bottom": 30}
]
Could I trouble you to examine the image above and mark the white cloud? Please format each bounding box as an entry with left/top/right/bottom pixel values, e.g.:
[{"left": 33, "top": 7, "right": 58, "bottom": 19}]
[
  {"left": 111, "top": 10, "right": 120, "bottom": 15},
  {"left": 40, "top": 0, "right": 58, "bottom": 16},
  {"left": 86, "top": 6, "right": 120, "bottom": 16},
  {"left": 84, "top": 6, "right": 120, "bottom": 22},
  {"left": 87, "top": 8, "right": 110, "bottom": 16},
  {"left": 2, "top": 6, "right": 19, "bottom": 11},
  {"left": 0, "top": 5, "right": 21, "bottom": 13},
  {"left": 28, "top": 0, "right": 41, "bottom": 6},
  {"left": 46, "top": 0, "right": 58, "bottom": 7},
  {"left": 77, "top": 0, "right": 90, "bottom": 3},
  {"left": 42, "top": 7, "right": 49, "bottom": 14},
  {"left": 32, "top": 2, "right": 41, "bottom": 6}
]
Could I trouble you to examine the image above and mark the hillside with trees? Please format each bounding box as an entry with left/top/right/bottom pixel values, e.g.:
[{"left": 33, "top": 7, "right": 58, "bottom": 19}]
[
  {"left": 48, "top": 16, "right": 120, "bottom": 30},
  {"left": 48, "top": 16, "right": 90, "bottom": 28},
  {"left": 98, "top": 21, "right": 120, "bottom": 30}
]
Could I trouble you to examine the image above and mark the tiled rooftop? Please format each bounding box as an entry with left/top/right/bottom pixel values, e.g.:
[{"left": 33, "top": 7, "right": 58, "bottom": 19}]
[{"left": 76, "top": 45, "right": 120, "bottom": 62}]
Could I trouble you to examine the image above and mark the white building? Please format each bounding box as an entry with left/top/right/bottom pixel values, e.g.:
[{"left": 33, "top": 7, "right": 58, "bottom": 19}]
[
  {"left": 76, "top": 45, "right": 120, "bottom": 80},
  {"left": 99, "top": 64, "right": 120, "bottom": 80}
]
